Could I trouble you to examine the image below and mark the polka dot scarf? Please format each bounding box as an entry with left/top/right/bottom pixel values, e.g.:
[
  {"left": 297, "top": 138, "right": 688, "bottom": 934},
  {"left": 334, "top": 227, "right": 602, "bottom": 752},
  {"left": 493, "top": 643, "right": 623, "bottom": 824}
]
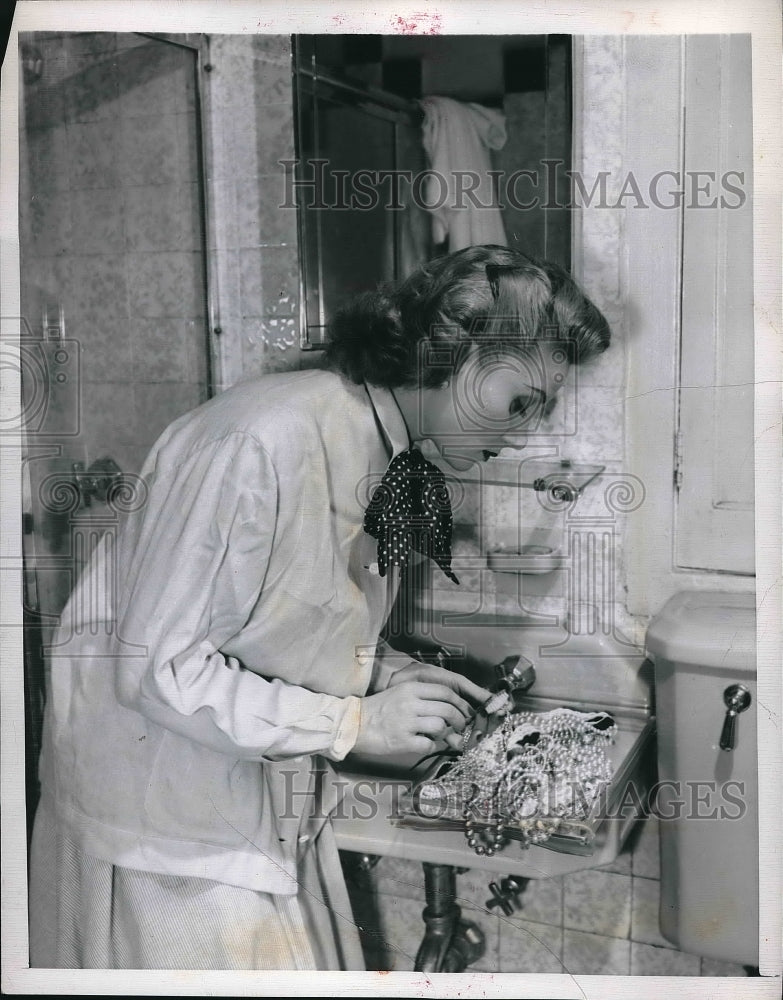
[{"left": 363, "top": 447, "right": 459, "bottom": 584}]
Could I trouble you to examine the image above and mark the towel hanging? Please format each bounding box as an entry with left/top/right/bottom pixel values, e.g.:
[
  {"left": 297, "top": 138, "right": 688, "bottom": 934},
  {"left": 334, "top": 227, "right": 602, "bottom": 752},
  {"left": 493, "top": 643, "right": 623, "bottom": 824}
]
[{"left": 419, "top": 95, "right": 508, "bottom": 251}]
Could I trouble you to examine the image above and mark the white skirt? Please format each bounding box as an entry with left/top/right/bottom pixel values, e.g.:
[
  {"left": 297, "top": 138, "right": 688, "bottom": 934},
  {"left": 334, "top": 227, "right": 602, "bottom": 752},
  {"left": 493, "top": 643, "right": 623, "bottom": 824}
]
[{"left": 28, "top": 799, "right": 365, "bottom": 971}]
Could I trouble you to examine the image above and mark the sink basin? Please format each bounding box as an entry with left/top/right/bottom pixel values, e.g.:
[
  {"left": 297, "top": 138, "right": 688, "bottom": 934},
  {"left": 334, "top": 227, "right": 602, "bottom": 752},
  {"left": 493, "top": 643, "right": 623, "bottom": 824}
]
[{"left": 333, "top": 609, "right": 656, "bottom": 876}]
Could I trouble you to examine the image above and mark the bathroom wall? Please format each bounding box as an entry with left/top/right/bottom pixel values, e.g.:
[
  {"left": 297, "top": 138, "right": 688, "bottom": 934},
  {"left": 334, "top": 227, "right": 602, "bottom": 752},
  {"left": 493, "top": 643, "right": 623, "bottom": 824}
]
[
  {"left": 19, "top": 30, "right": 212, "bottom": 622},
  {"left": 203, "top": 33, "right": 306, "bottom": 388},
  {"left": 20, "top": 31, "right": 210, "bottom": 479}
]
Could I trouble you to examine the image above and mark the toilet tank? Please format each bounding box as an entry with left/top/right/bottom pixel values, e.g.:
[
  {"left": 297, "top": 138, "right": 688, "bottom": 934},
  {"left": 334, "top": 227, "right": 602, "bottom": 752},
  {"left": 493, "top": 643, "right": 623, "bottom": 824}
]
[{"left": 646, "top": 590, "right": 758, "bottom": 967}]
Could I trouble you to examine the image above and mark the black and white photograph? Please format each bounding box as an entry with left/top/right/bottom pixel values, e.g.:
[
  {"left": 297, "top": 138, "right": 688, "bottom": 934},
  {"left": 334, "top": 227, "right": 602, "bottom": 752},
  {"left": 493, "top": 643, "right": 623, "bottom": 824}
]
[{"left": 1, "top": 1, "right": 781, "bottom": 996}]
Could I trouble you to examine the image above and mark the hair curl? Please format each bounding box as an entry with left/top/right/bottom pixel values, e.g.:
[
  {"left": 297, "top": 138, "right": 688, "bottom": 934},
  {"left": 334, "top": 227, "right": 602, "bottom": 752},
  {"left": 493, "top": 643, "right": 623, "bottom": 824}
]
[{"left": 324, "top": 245, "right": 611, "bottom": 388}]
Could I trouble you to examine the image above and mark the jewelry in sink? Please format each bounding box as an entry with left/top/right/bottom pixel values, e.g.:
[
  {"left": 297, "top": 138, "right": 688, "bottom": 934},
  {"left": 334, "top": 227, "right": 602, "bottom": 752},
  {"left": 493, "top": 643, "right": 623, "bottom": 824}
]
[{"left": 402, "top": 695, "right": 618, "bottom": 857}]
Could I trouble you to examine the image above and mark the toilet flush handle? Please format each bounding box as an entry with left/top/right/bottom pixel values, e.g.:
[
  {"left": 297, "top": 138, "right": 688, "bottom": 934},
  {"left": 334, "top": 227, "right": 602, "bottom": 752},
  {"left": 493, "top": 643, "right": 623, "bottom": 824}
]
[{"left": 719, "top": 683, "right": 751, "bottom": 751}]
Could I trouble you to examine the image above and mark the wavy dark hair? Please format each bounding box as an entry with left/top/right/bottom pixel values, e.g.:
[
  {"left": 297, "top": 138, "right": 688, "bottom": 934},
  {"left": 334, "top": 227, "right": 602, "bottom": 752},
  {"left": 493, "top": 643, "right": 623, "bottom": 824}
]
[{"left": 323, "top": 244, "right": 611, "bottom": 388}]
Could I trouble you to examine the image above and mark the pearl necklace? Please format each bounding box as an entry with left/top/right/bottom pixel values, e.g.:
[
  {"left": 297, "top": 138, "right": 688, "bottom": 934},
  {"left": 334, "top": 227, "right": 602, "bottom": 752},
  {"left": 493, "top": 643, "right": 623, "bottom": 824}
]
[{"left": 416, "top": 706, "right": 617, "bottom": 856}]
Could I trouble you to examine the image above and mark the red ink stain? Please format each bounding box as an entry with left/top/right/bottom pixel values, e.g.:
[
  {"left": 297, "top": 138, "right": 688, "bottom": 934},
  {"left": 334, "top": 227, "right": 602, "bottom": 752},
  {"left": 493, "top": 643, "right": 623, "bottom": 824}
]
[{"left": 392, "top": 12, "right": 442, "bottom": 35}]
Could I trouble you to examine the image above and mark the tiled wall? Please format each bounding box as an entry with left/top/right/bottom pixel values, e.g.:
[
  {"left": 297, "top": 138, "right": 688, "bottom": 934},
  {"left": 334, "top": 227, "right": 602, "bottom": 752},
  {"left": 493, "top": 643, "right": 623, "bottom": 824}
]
[
  {"left": 20, "top": 31, "right": 210, "bottom": 479},
  {"left": 19, "top": 30, "right": 212, "bottom": 617},
  {"left": 204, "top": 34, "right": 307, "bottom": 388}
]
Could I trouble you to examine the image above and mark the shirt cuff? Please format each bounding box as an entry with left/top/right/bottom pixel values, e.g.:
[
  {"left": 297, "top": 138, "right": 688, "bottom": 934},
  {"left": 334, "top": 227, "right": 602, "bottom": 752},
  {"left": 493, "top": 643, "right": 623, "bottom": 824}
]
[{"left": 324, "top": 695, "right": 362, "bottom": 761}]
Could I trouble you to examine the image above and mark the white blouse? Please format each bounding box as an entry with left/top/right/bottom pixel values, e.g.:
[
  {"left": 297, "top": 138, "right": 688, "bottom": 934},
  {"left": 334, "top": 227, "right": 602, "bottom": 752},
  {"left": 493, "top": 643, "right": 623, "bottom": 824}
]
[{"left": 38, "top": 370, "right": 414, "bottom": 893}]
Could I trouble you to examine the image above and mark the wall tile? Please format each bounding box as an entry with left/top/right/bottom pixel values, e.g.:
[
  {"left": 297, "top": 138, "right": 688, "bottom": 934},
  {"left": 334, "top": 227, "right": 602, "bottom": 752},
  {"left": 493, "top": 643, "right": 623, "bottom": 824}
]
[
  {"left": 80, "top": 381, "right": 137, "bottom": 450},
  {"left": 70, "top": 187, "right": 125, "bottom": 254},
  {"left": 572, "top": 385, "right": 625, "bottom": 463},
  {"left": 631, "top": 876, "right": 672, "bottom": 949},
  {"left": 205, "top": 38, "right": 249, "bottom": 110},
  {"left": 66, "top": 120, "right": 119, "bottom": 189},
  {"left": 517, "top": 876, "right": 563, "bottom": 926},
  {"left": 67, "top": 32, "right": 117, "bottom": 56},
  {"left": 563, "top": 928, "right": 630, "bottom": 975},
  {"left": 563, "top": 869, "right": 632, "bottom": 937},
  {"left": 26, "top": 125, "right": 70, "bottom": 194},
  {"left": 210, "top": 45, "right": 256, "bottom": 109},
  {"left": 78, "top": 318, "right": 132, "bottom": 383},
  {"left": 176, "top": 112, "right": 200, "bottom": 181},
  {"left": 239, "top": 246, "right": 298, "bottom": 317},
  {"left": 60, "top": 254, "right": 127, "bottom": 327},
  {"left": 498, "top": 917, "right": 563, "bottom": 974},
  {"left": 230, "top": 102, "right": 295, "bottom": 180},
  {"left": 24, "top": 57, "right": 68, "bottom": 131},
  {"left": 596, "top": 841, "right": 633, "bottom": 875},
  {"left": 237, "top": 173, "right": 298, "bottom": 248},
  {"left": 130, "top": 318, "right": 193, "bottom": 383},
  {"left": 132, "top": 383, "right": 204, "bottom": 449},
  {"left": 631, "top": 815, "right": 660, "bottom": 879},
  {"left": 374, "top": 894, "right": 425, "bottom": 972},
  {"left": 251, "top": 34, "right": 292, "bottom": 64},
  {"left": 238, "top": 248, "right": 264, "bottom": 316},
  {"left": 124, "top": 183, "right": 201, "bottom": 252},
  {"left": 114, "top": 40, "right": 189, "bottom": 118},
  {"left": 119, "top": 114, "right": 181, "bottom": 187},
  {"left": 185, "top": 318, "right": 210, "bottom": 386},
  {"left": 115, "top": 32, "right": 148, "bottom": 51},
  {"left": 630, "top": 941, "right": 701, "bottom": 976},
  {"left": 252, "top": 55, "right": 292, "bottom": 104},
  {"left": 207, "top": 174, "right": 239, "bottom": 251},
  {"left": 369, "top": 856, "right": 426, "bottom": 902},
  {"left": 126, "top": 251, "right": 205, "bottom": 319},
  {"left": 27, "top": 189, "right": 71, "bottom": 257},
  {"left": 64, "top": 51, "right": 121, "bottom": 124}
]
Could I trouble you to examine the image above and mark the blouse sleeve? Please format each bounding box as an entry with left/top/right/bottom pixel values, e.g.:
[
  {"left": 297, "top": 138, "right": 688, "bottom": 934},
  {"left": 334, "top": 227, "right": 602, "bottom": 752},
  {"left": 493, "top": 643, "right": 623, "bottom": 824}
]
[
  {"left": 369, "top": 636, "right": 417, "bottom": 692},
  {"left": 113, "top": 429, "right": 361, "bottom": 763}
]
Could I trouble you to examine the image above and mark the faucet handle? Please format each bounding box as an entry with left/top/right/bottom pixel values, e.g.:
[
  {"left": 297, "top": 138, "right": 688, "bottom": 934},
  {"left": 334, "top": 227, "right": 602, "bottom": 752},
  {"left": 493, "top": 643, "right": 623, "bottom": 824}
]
[{"left": 494, "top": 654, "right": 536, "bottom": 708}]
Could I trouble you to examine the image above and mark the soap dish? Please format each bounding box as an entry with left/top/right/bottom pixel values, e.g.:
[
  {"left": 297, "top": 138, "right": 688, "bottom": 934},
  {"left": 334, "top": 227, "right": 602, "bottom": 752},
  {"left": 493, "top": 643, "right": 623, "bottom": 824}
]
[{"left": 487, "top": 545, "right": 562, "bottom": 575}]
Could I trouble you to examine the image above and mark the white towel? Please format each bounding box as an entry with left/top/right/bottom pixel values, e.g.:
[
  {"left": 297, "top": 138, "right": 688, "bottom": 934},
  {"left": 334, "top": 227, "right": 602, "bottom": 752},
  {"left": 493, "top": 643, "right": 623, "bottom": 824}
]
[{"left": 420, "top": 95, "right": 508, "bottom": 250}]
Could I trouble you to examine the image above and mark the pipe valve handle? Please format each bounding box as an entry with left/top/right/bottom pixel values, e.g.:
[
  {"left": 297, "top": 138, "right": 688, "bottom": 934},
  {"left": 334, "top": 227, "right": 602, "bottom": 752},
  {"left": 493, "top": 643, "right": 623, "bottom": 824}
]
[{"left": 719, "top": 683, "right": 751, "bottom": 751}]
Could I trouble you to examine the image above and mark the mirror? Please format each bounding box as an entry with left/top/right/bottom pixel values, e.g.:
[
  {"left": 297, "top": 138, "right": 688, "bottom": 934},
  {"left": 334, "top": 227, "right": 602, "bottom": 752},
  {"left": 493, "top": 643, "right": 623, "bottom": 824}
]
[{"left": 291, "top": 34, "right": 573, "bottom": 350}]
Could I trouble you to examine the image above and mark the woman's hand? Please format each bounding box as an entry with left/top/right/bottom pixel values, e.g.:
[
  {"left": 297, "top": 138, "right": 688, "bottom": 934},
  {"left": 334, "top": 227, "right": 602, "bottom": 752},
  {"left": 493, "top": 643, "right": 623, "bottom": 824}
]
[{"left": 353, "top": 666, "right": 491, "bottom": 757}]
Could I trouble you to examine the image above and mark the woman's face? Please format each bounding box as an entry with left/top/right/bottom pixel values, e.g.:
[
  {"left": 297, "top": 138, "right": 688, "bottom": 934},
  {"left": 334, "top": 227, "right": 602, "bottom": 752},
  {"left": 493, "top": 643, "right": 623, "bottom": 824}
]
[{"left": 410, "top": 342, "right": 570, "bottom": 471}]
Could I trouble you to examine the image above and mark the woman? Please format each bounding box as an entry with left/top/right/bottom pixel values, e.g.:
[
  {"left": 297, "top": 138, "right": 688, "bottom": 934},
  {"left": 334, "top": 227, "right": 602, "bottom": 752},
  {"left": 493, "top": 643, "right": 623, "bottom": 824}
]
[{"left": 28, "top": 245, "right": 610, "bottom": 970}]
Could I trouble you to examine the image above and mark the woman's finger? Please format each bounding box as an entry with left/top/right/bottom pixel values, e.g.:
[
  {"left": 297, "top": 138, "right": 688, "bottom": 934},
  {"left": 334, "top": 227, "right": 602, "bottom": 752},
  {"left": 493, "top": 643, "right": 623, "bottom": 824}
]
[
  {"left": 415, "top": 716, "right": 451, "bottom": 737},
  {"left": 399, "top": 665, "right": 491, "bottom": 706},
  {"left": 408, "top": 682, "right": 472, "bottom": 718},
  {"left": 415, "top": 699, "right": 466, "bottom": 731}
]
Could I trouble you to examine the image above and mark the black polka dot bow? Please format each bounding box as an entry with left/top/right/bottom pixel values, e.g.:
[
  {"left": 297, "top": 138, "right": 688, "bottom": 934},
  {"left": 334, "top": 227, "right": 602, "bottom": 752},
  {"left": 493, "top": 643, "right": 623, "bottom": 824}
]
[{"left": 363, "top": 447, "right": 459, "bottom": 584}]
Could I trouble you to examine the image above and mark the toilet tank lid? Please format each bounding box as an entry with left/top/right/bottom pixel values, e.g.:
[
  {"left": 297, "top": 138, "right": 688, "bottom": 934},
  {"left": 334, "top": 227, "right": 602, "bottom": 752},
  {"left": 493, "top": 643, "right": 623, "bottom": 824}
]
[{"left": 645, "top": 590, "right": 756, "bottom": 672}]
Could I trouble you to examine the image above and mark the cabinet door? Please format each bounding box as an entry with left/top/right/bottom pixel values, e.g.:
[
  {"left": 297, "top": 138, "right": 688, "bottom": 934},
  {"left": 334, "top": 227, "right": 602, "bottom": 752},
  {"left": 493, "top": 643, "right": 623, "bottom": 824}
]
[{"left": 675, "top": 34, "right": 755, "bottom": 574}]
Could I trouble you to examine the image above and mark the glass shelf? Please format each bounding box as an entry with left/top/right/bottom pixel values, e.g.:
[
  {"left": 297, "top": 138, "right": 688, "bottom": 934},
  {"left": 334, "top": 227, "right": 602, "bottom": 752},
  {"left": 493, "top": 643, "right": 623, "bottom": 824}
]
[{"left": 449, "top": 458, "right": 606, "bottom": 501}]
